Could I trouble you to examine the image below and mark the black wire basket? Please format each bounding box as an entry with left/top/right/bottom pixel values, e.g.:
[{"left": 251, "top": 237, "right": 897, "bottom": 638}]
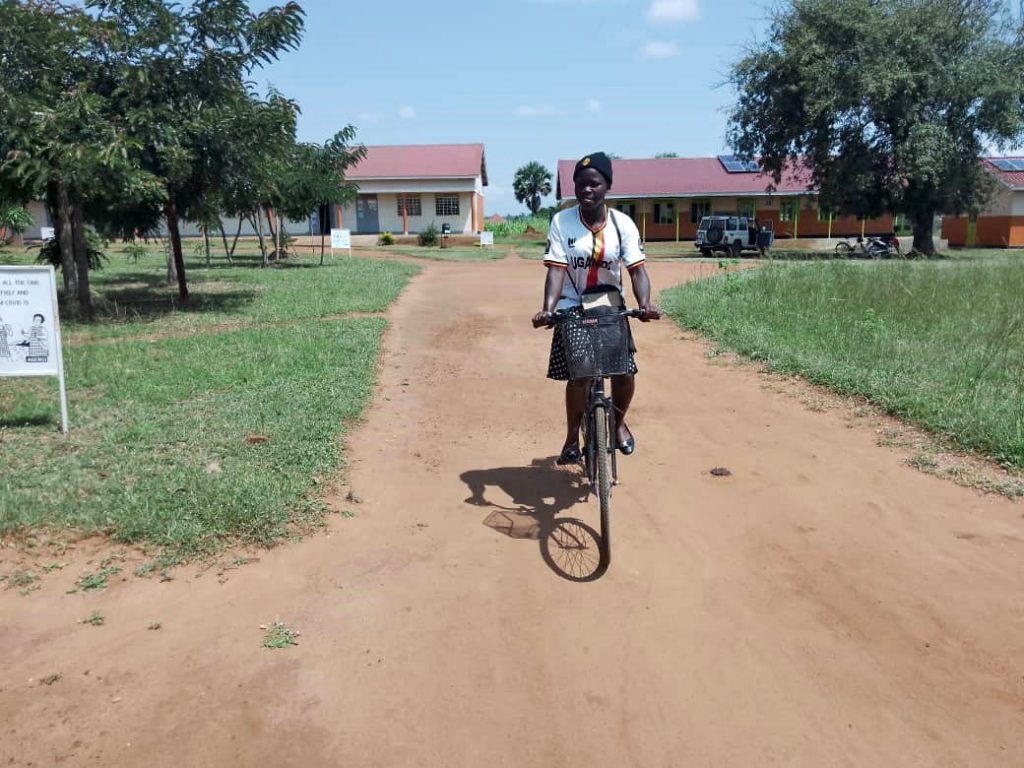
[{"left": 560, "top": 312, "right": 631, "bottom": 379}]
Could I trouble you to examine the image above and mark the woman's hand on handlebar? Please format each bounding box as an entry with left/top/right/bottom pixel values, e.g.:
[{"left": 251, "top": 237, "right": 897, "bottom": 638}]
[
  {"left": 532, "top": 310, "right": 553, "bottom": 328},
  {"left": 638, "top": 303, "right": 662, "bottom": 322}
]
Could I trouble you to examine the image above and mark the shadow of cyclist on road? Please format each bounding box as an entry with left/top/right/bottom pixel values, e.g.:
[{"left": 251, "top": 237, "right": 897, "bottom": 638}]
[{"left": 460, "top": 458, "right": 605, "bottom": 581}]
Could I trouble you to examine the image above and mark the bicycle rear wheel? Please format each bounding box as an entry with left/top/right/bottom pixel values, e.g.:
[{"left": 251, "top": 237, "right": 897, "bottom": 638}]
[{"left": 593, "top": 403, "right": 612, "bottom": 565}]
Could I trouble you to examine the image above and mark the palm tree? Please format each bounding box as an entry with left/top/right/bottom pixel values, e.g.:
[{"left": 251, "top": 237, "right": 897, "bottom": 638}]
[{"left": 513, "top": 162, "right": 553, "bottom": 214}]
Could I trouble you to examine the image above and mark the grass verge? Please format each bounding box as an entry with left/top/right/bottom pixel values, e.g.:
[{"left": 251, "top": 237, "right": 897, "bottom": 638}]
[
  {"left": 0, "top": 249, "right": 418, "bottom": 560},
  {"left": 661, "top": 257, "right": 1024, "bottom": 469}
]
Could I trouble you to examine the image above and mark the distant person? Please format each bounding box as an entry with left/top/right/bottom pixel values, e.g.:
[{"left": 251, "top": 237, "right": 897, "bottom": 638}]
[{"left": 531, "top": 152, "right": 660, "bottom": 464}]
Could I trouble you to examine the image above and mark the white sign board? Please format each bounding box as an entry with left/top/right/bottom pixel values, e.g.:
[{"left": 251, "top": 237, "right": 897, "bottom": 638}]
[
  {"left": 40, "top": 227, "right": 55, "bottom": 241},
  {"left": 479, "top": 231, "right": 495, "bottom": 246},
  {"left": 0, "top": 266, "right": 68, "bottom": 433},
  {"left": 330, "top": 229, "right": 351, "bottom": 250}
]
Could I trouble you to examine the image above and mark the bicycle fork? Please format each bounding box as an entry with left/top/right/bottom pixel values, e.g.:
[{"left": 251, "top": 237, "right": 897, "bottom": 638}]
[{"left": 585, "top": 377, "right": 618, "bottom": 489}]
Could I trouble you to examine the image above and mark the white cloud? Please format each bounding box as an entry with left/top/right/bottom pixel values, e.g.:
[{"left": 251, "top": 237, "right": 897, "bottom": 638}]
[
  {"left": 398, "top": 105, "right": 416, "bottom": 119},
  {"left": 357, "top": 112, "right": 382, "bottom": 122},
  {"left": 641, "top": 41, "right": 679, "bottom": 59},
  {"left": 517, "top": 105, "right": 558, "bottom": 117},
  {"left": 646, "top": 0, "right": 699, "bottom": 22},
  {"left": 586, "top": 98, "right": 603, "bottom": 113}
]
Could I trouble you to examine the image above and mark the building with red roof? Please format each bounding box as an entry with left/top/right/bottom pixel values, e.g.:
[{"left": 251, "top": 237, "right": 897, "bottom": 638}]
[
  {"left": 942, "top": 158, "right": 1024, "bottom": 247},
  {"left": 556, "top": 155, "right": 893, "bottom": 241},
  {"left": 334, "top": 143, "right": 488, "bottom": 235}
]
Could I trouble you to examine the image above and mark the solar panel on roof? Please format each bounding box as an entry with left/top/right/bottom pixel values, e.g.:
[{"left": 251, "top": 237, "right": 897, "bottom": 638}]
[
  {"left": 717, "top": 155, "right": 760, "bottom": 173},
  {"left": 990, "top": 158, "right": 1024, "bottom": 171}
]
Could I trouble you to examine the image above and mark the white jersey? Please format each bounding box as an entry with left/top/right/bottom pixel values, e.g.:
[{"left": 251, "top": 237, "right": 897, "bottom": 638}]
[{"left": 543, "top": 206, "right": 645, "bottom": 310}]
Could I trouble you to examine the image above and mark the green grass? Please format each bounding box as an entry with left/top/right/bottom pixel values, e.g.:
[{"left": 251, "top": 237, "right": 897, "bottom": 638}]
[
  {"left": 485, "top": 215, "right": 549, "bottom": 240},
  {"left": 35, "top": 249, "right": 416, "bottom": 342},
  {"left": 379, "top": 246, "right": 508, "bottom": 262},
  {"left": 661, "top": 255, "right": 1024, "bottom": 468},
  {"left": 0, "top": 247, "right": 418, "bottom": 559},
  {"left": 263, "top": 620, "right": 298, "bottom": 648}
]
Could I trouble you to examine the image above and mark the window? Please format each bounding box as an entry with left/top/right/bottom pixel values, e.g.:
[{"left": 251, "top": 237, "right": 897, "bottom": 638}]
[
  {"left": 736, "top": 199, "right": 757, "bottom": 219},
  {"left": 397, "top": 194, "right": 422, "bottom": 216},
  {"left": 653, "top": 202, "right": 675, "bottom": 224},
  {"left": 817, "top": 205, "right": 833, "bottom": 222},
  {"left": 617, "top": 203, "right": 637, "bottom": 220},
  {"left": 779, "top": 200, "right": 798, "bottom": 222},
  {"left": 435, "top": 195, "right": 460, "bottom": 216},
  {"left": 690, "top": 199, "right": 712, "bottom": 223}
]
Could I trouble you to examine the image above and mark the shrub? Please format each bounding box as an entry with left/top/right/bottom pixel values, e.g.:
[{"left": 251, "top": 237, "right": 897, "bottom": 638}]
[
  {"left": 378, "top": 231, "right": 395, "bottom": 246},
  {"left": 418, "top": 223, "right": 438, "bottom": 247},
  {"left": 0, "top": 204, "right": 34, "bottom": 242},
  {"left": 124, "top": 242, "right": 148, "bottom": 263},
  {"left": 36, "top": 230, "right": 107, "bottom": 271}
]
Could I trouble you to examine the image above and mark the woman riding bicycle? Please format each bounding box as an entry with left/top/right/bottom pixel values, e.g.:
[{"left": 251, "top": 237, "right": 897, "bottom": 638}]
[{"left": 531, "top": 152, "right": 660, "bottom": 465}]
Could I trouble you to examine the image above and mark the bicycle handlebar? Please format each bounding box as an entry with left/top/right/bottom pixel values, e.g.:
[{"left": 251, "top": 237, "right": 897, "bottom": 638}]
[{"left": 545, "top": 307, "right": 650, "bottom": 327}]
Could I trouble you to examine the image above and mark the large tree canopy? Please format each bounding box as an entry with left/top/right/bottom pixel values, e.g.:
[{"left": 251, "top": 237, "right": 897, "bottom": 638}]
[
  {"left": 727, "top": 0, "right": 1024, "bottom": 253},
  {"left": 513, "top": 161, "right": 553, "bottom": 215}
]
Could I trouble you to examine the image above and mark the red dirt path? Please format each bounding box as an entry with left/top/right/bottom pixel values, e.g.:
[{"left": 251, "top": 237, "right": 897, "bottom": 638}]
[{"left": 1, "top": 257, "right": 1021, "bottom": 767}]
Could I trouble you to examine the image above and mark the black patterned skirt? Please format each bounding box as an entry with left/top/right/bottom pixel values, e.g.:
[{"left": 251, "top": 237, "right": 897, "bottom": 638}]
[{"left": 547, "top": 306, "right": 638, "bottom": 381}]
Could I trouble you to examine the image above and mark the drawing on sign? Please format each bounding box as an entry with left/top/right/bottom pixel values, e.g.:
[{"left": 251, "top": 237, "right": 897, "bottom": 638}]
[
  {"left": 17, "top": 313, "right": 49, "bottom": 363},
  {"left": 0, "top": 315, "right": 11, "bottom": 358}
]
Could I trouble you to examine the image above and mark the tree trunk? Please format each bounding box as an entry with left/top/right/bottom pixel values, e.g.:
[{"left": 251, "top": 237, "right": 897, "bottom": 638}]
[
  {"left": 49, "top": 180, "right": 78, "bottom": 303},
  {"left": 164, "top": 198, "right": 189, "bottom": 300},
  {"left": 217, "top": 219, "right": 233, "bottom": 262},
  {"left": 254, "top": 209, "right": 268, "bottom": 267},
  {"left": 203, "top": 226, "right": 211, "bottom": 267},
  {"left": 265, "top": 207, "right": 278, "bottom": 262},
  {"left": 911, "top": 211, "right": 935, "bottom": 254},
  {"left": 230, "top": 219, "right": 242, "bottom": 259},
  {"left": 320, "top": 226, "right": 326, "bottom": 266},
  {"left": 165, "top": 238, "right": 177, "bottom": 285},
  {"left": 69, "top": 197, "right": 93, "bottom": 321},
  {"left": 275, "top": 209, "right": 282, "bottom": 261}
]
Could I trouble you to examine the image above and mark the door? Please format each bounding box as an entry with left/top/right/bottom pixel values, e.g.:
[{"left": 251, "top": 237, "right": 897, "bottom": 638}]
[
  {"left": 356, "top": 195, "right": 379, "bottom": 233},
  {"left": 966, "top": 213, "right": 977, "bottom": 247}
]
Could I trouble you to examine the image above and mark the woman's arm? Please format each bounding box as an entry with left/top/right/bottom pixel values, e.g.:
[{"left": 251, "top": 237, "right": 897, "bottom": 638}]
[
  {"left": 628, "top": 265, "right": 661, "bottom": 321},
  {"left": 532, "top": 266, "right": 566, "bottom": 327}
]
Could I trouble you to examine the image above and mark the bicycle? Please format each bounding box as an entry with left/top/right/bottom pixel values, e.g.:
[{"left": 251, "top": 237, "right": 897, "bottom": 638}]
[{"left": 547, "top": 306, "right": 652, "bottom": 567}]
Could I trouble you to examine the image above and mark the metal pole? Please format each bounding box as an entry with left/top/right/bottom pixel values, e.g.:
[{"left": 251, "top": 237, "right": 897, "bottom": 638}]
[{"left": 47, "top": 266, "right": 69, "bottom": 436}]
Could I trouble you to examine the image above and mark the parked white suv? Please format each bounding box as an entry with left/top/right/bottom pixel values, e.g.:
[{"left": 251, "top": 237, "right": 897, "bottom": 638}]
[{"left": 695, "top": 215, "right": 774, "bottom": 257}]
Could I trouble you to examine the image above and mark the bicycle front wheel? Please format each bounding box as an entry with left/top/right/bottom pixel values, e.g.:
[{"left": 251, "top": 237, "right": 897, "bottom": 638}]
[
  {"left": 835, "top": 241, "right": 853, "bottom": 256},
  {"left": 593, "top": 403, "right": 612, "bottom": 565}
]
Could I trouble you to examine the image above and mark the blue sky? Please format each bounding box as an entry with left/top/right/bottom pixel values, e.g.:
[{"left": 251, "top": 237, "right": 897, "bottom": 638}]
[{"left": 253, "top": 0, "right": 771, "bottom": 214}]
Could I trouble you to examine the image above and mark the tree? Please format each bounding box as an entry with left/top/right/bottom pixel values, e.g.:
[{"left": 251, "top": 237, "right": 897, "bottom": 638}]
[
  {"left": 274, "top": 127, "right": 367, "bottom": 265},
  {"left": 654, "top": 152, "right": 679, "bottom": 158},
  {"left": 95, "top": 0, "right": 306, "bottom": 297},
  {"left": 727, "top": 0, "right": 1024, "bottom": 253},
  {"left": 0, "top": 1, "right": 152, "bottom": 319},
  {"left": 513, "top": 161, "right": 553, "bottom": 214}
]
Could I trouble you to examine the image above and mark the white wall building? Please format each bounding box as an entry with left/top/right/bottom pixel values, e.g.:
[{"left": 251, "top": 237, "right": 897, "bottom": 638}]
[{"left": 335, "top": 144, "right": 487, "bottom": 235}]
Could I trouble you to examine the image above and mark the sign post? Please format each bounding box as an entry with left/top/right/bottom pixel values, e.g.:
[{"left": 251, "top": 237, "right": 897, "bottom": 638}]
[
  {"left": 0, "top": 266, "right": 68, "bottom": 434},
  {"left": 330, "top": 228, "right": 352, "bottom": 257}
]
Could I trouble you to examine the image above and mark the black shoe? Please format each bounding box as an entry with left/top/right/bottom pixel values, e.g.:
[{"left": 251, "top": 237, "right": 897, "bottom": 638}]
[
  {"left": 617, "top": 437, "right": 635, "bottom": 455},
  {"left": 556, "top": 446, "right": 582, "bottom": 465}
]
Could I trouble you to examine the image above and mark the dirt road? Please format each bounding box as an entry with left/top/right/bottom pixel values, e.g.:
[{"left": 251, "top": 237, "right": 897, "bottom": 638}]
[{"left": 2, "top": 256, "right": 1022, "bottom": 767}]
